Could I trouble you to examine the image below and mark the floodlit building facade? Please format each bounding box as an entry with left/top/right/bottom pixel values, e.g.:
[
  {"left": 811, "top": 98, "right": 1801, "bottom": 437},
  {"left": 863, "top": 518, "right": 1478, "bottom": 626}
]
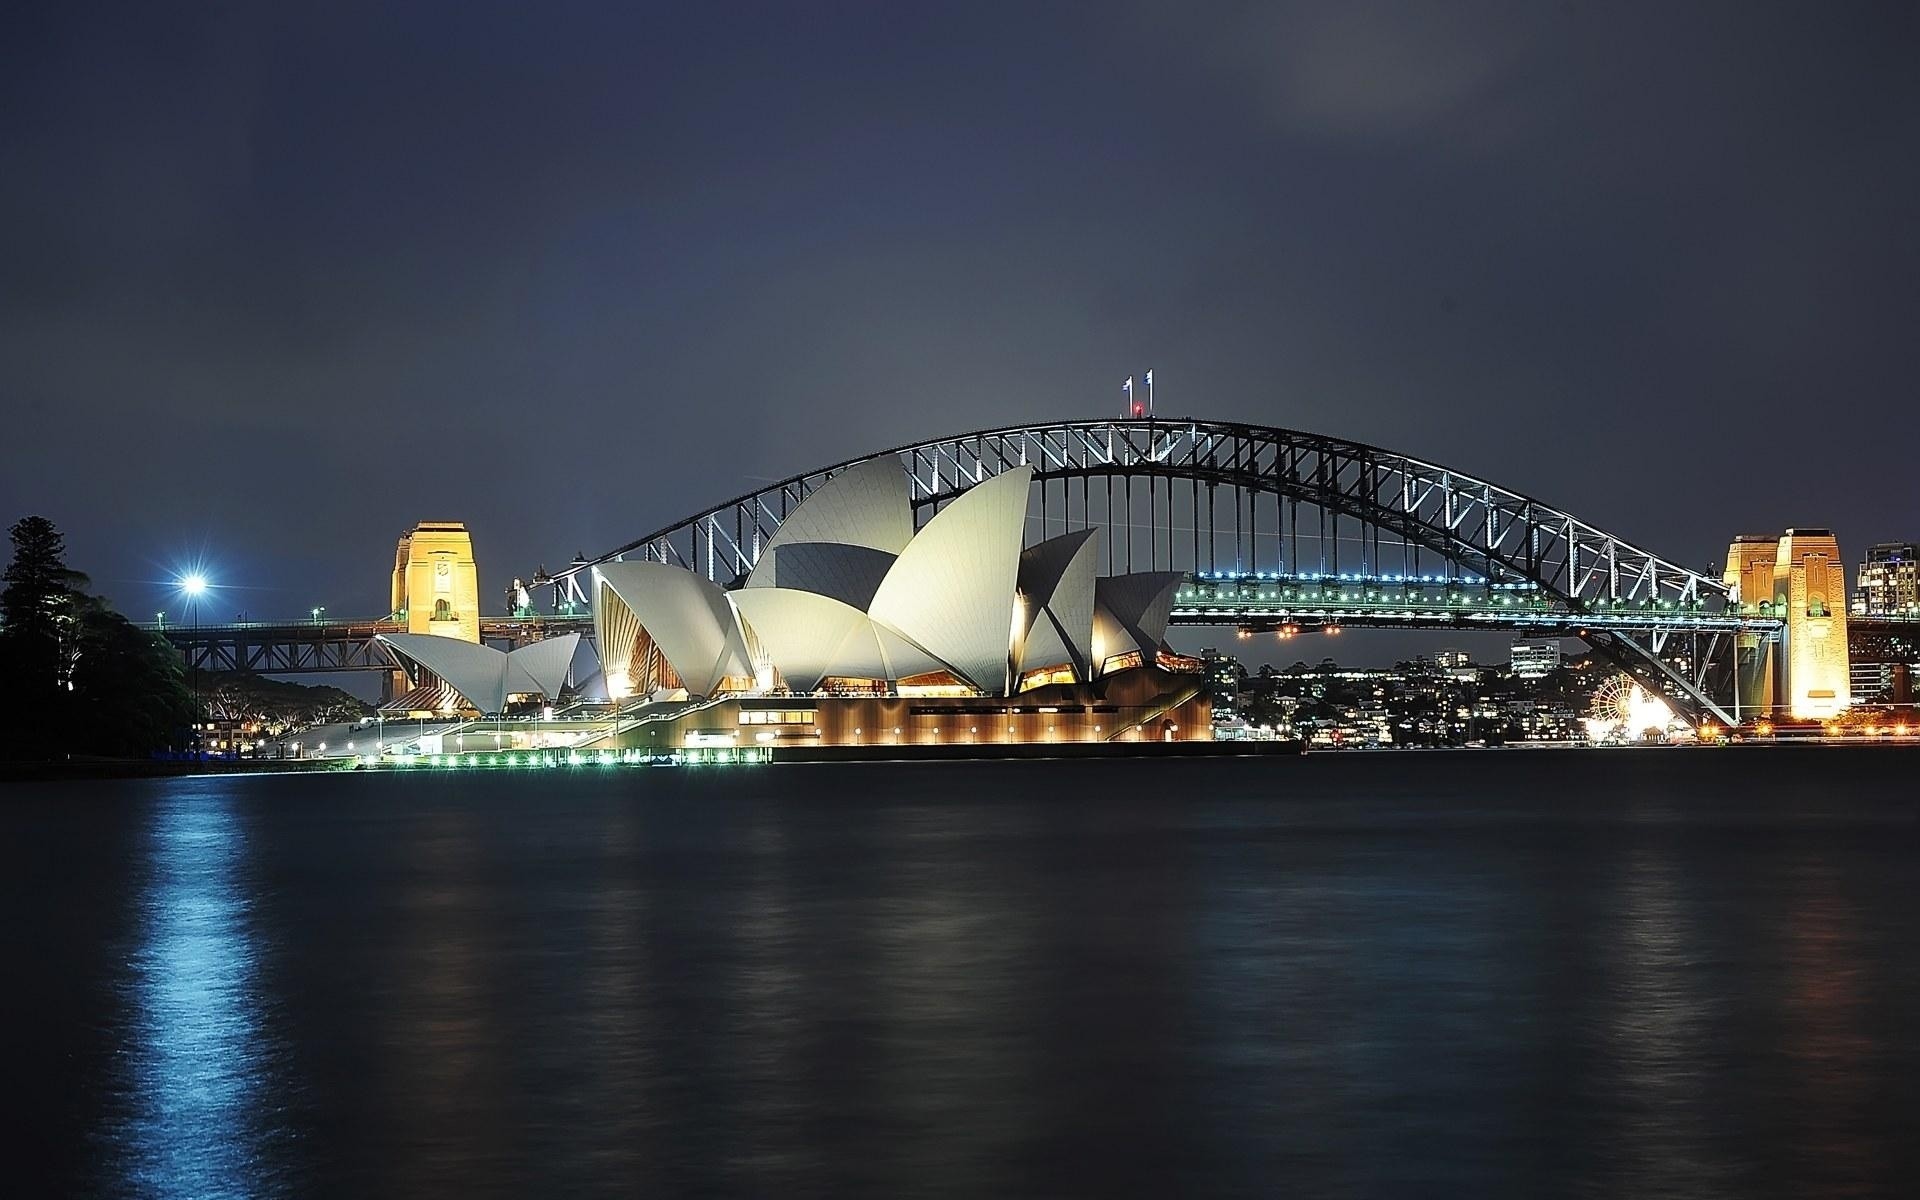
[
  {"left": 1774, "top": 529, "right": 1851, "bottom": 719},
  {"left": 1723, "top": 530, "right": 1855, "bottom": 721},
  {"left": 392, "top": 522, "right": 481, "bottom": 642}
]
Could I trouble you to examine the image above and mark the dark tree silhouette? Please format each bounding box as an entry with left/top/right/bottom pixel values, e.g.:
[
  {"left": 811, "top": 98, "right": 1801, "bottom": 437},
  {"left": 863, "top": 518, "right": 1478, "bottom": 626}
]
[
  {"left": 68, "top": 597, "right": 198, "bottom": 757},
  {"left": 1, "top": 516, "right": 84, "bottom": 695},
  {"left": 2, "top": 515, "right": 197, "bottom": 759}
]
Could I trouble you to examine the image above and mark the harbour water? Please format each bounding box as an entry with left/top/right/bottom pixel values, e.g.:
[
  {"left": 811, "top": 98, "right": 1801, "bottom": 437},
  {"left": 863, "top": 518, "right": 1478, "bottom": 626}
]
[{"left": 5, "top": 750, "right": 1915, "bottom": 1197}]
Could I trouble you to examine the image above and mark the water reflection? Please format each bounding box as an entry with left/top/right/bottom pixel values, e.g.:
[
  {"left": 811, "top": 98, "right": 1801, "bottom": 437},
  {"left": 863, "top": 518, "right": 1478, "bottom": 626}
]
[
  {"left": 864, "top": 801, "right": 1041, "bottom": 1193},
  {"left": 383, "top": 805, "right": 512, "bottom": 1194},
  {"left": 1781, "top": 860, "right": 1877, "bottom": 1189},
  {"left": 1601, "top": 843, "right": 1726, "bottom": 1196},
  {"left": 578, "top": 799, "right": 656, "bottom": 1176},
  {"left": 717, "top": 811, "right": 807, "bottom": 1186},
  {"left": 117, "top": 784, "right": 281, "bottom": 1198},
  {"left": 22, "top": 755, "right": 1907, "bottom": 1197}
]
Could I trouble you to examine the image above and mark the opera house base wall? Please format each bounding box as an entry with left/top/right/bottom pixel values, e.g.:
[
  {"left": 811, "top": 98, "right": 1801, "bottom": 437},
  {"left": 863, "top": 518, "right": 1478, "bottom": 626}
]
[
  {"left": 609, "top": 666, "right": 1214, "bottom": 755},
  {"left": 765, "top": 739, "right": 1300, "bottom": 763}
]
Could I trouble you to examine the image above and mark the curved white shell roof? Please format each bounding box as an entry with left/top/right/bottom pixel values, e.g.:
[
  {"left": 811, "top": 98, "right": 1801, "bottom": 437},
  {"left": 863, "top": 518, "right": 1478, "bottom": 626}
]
[
  {"left": 730, "top": 587, "right": 886, "bottom": 691},
  {"left": 381, "top": 633, "right": 508, "bottom": 713},
  {"left": 745, "top": 455, "right": 913, "bottom": 605},
  {"left": 380, "top": 632, "right": 579, "bottom": 713},
  {"left": 676, "top": 459, "right": 1184, "bottom": 696},
  {"left": 595, "top": 562, "right": 748, "bottom": 696},
  {"left": 1092, "top": 572, "right": 1184, "bottom": 674},
  {"left": 869, "top": 465, "right": 1033, "bottom": 694},
  {"left": 505, "top": 633, "right": 581, "bottom": 701},
  {"left": 1016, "top": 528, "right": 1097, "bottom": 679}
]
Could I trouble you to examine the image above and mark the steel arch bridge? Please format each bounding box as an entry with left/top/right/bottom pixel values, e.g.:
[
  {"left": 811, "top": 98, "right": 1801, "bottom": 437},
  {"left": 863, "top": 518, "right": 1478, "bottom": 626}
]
[{"left": 542, "top": 418, "right": 1771, "bottom": 724}]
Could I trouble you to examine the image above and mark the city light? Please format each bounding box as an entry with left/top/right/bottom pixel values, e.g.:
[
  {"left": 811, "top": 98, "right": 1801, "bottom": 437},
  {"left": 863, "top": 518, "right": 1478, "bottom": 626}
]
[{"left": 179, "top": 573, "right": 208, "bottom": 597}]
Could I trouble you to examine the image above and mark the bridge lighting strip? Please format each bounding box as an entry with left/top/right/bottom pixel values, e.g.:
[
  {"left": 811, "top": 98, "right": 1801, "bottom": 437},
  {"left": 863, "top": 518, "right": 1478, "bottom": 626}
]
[{"left": 1174, "top": 607, "right": 1763, "bottom": 632}]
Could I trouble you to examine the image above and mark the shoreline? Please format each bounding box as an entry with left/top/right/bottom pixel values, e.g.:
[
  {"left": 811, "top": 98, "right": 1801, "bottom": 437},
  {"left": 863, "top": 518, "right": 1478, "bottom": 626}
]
[{"left": 10, "top": 736, "right": 1920, "bottom": 783}]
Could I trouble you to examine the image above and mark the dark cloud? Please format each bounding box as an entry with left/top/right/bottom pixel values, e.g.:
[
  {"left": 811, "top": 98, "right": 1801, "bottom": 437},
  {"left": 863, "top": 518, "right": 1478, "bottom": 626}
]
[{"left": 3, "top": 1, "right": 1916, "bottom": 657}]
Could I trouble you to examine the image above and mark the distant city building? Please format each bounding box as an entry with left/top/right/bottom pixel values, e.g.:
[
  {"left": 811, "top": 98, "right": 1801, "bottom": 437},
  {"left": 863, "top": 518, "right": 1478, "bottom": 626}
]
[
  {"left": 1241, "top": 653, "right": 1593, "bottom": 747},
  {"left": 1848, "top": 623, "right": 1918, "bottom": 707},
  {"left": 1200, "top": 648, "right": 1247, "bottom": 720},
  {"left": 1433, "top": 648, "right": 1471, "bottom": 671},
  {"left": 1849, "top": 660, "right": 1901, "bottom": 705},
  {"left": 192, "top": 718, "right": 263, "bottom": 756},
  {"left": 1853, "top": 542, "right": 1920, "bottom": 616},
  {"left": 1510, "top": 639, "right": 1561, "bottom": 679}
]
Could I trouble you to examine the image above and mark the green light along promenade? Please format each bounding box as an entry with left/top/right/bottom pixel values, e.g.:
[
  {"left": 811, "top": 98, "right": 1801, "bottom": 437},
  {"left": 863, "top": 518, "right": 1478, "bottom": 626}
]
[
  {"left": 1169, "top": 572, "right": 1781, "bottom": 634},
  {"left": 359, "top": 746, "right": 771, "bottom": 770}
]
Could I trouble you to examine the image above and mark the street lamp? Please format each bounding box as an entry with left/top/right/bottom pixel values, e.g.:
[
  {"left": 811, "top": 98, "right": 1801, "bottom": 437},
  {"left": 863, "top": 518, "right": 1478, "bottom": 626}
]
[
  {"left": 177, "top": 573, "right": 211, "bottom": 740},
  {"left": 312, "top": 606, "right": 326, "bottom": 625}
]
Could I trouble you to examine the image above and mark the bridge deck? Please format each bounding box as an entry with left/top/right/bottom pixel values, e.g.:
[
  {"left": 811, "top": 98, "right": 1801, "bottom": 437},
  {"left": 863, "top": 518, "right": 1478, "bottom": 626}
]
[
  {"left": 147, "top": 614, "right": 594, "bottom": 673},
  {"left": 1169, "top": 574, "right": 1782, "bottom": 634}
]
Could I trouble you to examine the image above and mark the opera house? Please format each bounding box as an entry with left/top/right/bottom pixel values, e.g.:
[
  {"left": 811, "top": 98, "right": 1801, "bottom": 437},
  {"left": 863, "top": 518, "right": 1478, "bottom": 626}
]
[{"left": 385, "top": 460, "right": 1209, "bottom": 752}]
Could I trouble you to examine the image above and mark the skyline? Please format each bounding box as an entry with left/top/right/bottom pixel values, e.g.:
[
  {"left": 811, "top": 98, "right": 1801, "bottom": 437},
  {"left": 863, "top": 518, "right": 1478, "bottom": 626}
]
[{"left": 5, "top": 3, "right": 1917, "bottom": 629}]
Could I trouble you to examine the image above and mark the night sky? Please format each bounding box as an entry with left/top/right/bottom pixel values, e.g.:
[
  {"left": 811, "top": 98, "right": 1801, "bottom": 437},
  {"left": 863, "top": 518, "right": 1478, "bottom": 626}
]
[{"left": 4, "top": 3, "right": 1916, "bottom": 650}]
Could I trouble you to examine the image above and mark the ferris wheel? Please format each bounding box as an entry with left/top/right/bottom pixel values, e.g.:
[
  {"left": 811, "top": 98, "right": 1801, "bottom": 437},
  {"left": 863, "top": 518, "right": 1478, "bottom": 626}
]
[{"left": 1589, "top": 674, "right": 1682, "bottom": 739}]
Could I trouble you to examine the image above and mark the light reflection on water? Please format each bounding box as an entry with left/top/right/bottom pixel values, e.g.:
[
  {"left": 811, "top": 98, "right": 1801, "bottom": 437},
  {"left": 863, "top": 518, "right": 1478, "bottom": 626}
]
[
  {"left": 14, "top": 753, "right": 1910, "bottom": 1197},
  {"left": 1603, "top": 845, "right": 1723, "bottom": 1196},
  {"left": 116, "top": 784, "right": 283, "bottom": 1198}
]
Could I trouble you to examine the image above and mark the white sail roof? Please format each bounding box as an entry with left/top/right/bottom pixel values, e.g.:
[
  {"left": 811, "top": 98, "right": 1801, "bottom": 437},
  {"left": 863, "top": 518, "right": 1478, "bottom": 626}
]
[
  {"left": 744, "top": 455, "right": 914, "bottom": 605},
  {"left": 380, "top": 632, "right": 581, "bottom": 713},
  {"left": 869, "top": 465, "right": 1033, "bottom": 694},
  {"left": 1092, "top": 572, "right": 1184, "bottom": 674},
  {"left": 730, "top": 587, "right": 882, "bottom": 691},
  {"left": 731, "top": 590, "right": 957, "bottom": 689},
  {"left": 1016, "top": 528, "right": 1097, "bottom": 679},
  {"left": 872, "top": 620, "right": 948, "bottom": 681},
  {"left": 505, "top": 633, "right": 581, "bottom": 701},
  {"left": 380, "top": 633, "right": 509, "bottom": 713},
  {"left": 594, "top": 562, "right": 748, "bottom": 696}
]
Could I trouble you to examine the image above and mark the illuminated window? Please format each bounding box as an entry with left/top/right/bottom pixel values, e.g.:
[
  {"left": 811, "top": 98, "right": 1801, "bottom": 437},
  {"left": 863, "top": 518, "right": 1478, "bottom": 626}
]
[{"left": 738, "top": 709, "right": 817, "bottom": 726}]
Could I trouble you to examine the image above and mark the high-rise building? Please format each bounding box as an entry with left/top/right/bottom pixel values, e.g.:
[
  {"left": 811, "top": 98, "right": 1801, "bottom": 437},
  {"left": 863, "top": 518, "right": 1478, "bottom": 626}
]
[
  {"left": 1848, "top": 623, "right": 1919, "bottom": 706},
  {"left": 1853, "top": 542, "right": 1920, "bottom": 616},
  {"left": 1509, "top": 639, "right": 1560, "bottom": 679},
  {"left": 1200, "top": 648, "right": 1246, "bottom": 720},
  {"left": 1433, "top": 648, "right": 1472, "bottom": 671},
  {"left": 1849, "top": 660, "right": 1899, "bottom": 705}
]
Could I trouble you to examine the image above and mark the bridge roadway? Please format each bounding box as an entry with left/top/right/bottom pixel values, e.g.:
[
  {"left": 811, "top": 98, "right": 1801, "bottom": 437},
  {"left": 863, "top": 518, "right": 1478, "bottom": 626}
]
[
  {"left": 1170, "top": 573, "right": 1783, "bottom": 635},
  {"left": 147, "top": 573, "right": 1837, "bottom": 675},
  {"left": 148, "top": 614, "right": 594, "bottom": 675}
]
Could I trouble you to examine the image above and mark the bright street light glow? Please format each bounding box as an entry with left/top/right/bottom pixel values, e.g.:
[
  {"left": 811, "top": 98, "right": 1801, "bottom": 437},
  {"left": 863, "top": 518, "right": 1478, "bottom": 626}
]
[{"left": 180, "top": 573, "right": 208, "bottom": 596}]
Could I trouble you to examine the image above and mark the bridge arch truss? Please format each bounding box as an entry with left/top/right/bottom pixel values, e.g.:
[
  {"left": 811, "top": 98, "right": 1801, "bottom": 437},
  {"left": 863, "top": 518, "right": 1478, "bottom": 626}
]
[{"left": 551, "top": 418, "right": 1746, "bottom": 723}]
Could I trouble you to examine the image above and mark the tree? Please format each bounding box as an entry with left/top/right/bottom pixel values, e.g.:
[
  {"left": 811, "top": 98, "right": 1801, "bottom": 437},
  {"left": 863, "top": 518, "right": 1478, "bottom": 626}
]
[
  {"left": 67, "top": 597, "right": 198, "bottom": 757},
  {"left": 2, "top": 515, "right": 198, "bottom": 760},
  {"left": 0, "top": 516, "right": 89, "bottom": 754},
  {"left": 1, "top": 516, "right": 85, "bottom": 695}
]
